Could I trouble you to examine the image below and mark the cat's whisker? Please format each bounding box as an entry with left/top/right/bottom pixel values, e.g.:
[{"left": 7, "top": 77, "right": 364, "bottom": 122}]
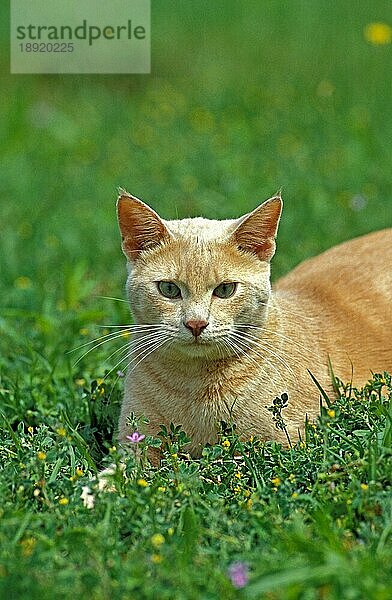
[
  {"left": 232, "top": 328, "right": 296, "bottom": 375},
  {"left": 71, "top": 324, "right": 171, "bottom": 365},
  {"left": 71, "top": 329, "right": 137, "bottom": 365},
  {"left": 219, "top": 338, "right": 243, "bottom": 361},
  {"left": 213, "top": 338, "right": 229, "bottom": 361},
  {"left": 118, "top": 328, "right": 171, "bottom": 355},
  {"left": 230, "top": 337, "right": 280, "bottom": 381},
  {"left": 103, "top": 330, "right": 165, "bottom": 365},
  {"left": 237, "top": 320, "right": 314, "bottom": 336},
  {"left": 229, "top": 331, "right": 284, "bottom": 380},
  {"left": 125, "top": 337, "right": 173, "bottom": 375},
  {"left": 96, "top": 295, "right": 129, "bottom": 304},
  {"left": 98, "top": 324, "right": 165, "bottom": 329},
  {"left": 97, "top": 324, "right": 163, "bottom": 329},
  {"left": 225, "top": 336, "right": 272, "bottom": 380},
  {"left": 236, "top": 323, "right": 310, "bottom": 353},
  {"left": 70, "top": 327, "right": 134, "bottom": 353},
  {"left": 103, "top": 333, "right": 171, "bottom": 380},
  {"left": 234, "top": 328, "right": 301, "bottom": 361}
]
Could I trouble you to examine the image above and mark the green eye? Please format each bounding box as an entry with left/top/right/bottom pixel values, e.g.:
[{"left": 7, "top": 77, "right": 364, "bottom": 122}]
[
  {"left": 157, "top": 281, "right": 182, "bottom": 299},
  {"left": 213, "top": 282, "right": 237, "bottom": 299}
]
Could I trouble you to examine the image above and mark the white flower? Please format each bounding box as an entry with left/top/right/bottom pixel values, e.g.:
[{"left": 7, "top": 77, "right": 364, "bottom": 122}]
[{"left": 80, "top": 485, "right": 95, "bottom": 509}]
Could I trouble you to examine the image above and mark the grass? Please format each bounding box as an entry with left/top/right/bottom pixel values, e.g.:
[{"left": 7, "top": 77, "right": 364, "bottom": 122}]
[
  {"left": 1, "top": 1, "right": 392, "bottom": 597},
  {"left": 0, "top": 373, "right": 391, "bottom": 598}
]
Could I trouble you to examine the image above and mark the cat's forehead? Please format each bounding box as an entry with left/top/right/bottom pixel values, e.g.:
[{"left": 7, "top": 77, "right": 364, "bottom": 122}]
[{"left": 163, "top": 217, "right": 237, "bottom": 242}]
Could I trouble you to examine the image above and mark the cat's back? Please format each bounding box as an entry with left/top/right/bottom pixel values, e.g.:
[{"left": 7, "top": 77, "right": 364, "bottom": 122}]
[
  {"left": 275, "top": 228, "right": 392, "bottom": 299},
  {"left": 274, "top": 228, "right": 392, "bottom": 382}
]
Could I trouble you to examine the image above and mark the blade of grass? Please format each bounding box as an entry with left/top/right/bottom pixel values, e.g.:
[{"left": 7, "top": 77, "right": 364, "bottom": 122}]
[{"left": 308, "top": 370, "right": 332, "bottom": 408}]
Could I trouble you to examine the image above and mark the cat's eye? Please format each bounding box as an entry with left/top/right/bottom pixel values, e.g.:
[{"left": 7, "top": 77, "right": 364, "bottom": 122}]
[
  {"left": 213, "top": 282, "right": 237, "bottom": 299},
  {"left": 157, "top": 281, "right": 182, "bottom": 299}
]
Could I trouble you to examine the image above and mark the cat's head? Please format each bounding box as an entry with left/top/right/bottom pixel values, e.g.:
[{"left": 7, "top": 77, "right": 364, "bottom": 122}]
[{"left": 117, "top": 190, "right": 282, "bottom": 359}]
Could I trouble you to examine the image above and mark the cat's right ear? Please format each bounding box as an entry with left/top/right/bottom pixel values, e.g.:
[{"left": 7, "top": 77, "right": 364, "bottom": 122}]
[
  {"left": 117, "top": 192, "right": 170, "bottom": 261},
  {"left": 230, "top": 194, "right": 283, "bottom": 262}
]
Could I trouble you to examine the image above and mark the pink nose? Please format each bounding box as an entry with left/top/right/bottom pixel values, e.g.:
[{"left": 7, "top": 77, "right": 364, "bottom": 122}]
[{"left": 184, "top": 319, "right": 208, "bottom": 338}]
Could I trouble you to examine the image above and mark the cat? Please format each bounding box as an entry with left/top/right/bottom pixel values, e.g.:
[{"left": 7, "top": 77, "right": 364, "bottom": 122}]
[{"left": 116, "top": 190, "right": 392, "bottom": 456}]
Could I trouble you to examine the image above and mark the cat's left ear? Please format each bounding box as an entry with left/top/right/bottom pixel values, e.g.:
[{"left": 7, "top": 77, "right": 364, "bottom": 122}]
[{"left": 231, "top": 194, "right": 282, "bottom": 262}]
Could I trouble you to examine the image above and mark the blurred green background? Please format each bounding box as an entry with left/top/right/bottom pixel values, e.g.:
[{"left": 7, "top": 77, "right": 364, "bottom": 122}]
[{"left": 1, "top": 0, "right": 391, "bottom": 374}]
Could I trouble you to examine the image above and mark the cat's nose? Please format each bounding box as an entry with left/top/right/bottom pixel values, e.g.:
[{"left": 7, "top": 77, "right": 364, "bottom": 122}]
[{"left": 184, "top": 319, "right": 209, "bottom": 338}]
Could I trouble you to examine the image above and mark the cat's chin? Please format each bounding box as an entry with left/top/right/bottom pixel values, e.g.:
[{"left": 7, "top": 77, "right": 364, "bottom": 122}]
[{"left": 172, "top": 340, "right": 234, "bottom": 360}]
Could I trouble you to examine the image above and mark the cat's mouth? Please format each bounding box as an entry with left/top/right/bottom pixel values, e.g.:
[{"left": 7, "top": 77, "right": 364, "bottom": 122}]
[
  {"left": 176, "top": 334, "right": 233, "bottom": 358},
  {"left": 186, "top": 337, "right": 210, "bottom": 346}
]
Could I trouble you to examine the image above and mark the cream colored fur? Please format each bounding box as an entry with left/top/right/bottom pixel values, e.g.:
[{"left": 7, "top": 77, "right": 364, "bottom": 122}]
[{"left": 116, "top": 191, "right": 392, "bottom": 456}]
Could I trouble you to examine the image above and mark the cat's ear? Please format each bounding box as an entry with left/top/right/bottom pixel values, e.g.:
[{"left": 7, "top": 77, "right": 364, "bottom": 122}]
[
  {"left": 231, "top": 194, "right": 282, "bottom": 262},
  {"left": 117, "top": 191, "right": 170, "bottom": 260}
]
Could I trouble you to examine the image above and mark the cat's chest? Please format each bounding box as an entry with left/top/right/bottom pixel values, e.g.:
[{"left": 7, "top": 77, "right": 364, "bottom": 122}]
[
  {"left": 129, "top": 356, "right": 261, "bottom": 427},
  {"left": 132, "top": 360, "right": 234, "bottom": 407},
  {"left": 135, "top": 364, "right": 237, "bottom": 449}
]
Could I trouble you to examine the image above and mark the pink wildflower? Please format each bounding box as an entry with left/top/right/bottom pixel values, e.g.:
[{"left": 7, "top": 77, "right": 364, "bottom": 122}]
[
  {"left": 228, "top": 561, "right": 249, "bottom": 588},
  {"left": 126, "top": 431, "right": 145, "bottom": 443}
]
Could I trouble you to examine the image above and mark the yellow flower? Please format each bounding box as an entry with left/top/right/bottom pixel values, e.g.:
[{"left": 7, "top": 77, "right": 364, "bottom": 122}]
[
  {"left": 246, "top": 499, "right": 253, "bottom": 509},
  {"left": 20, "top": 537, "right": 36, "bottom": 557},
  {"left": 249, "top": 435, "right": 254, "bottom": 443},
  {"left": 244, "top": 490, "right": 251, "bottom": 498},
  {"left": 79, "top": 328, "right": 89, "bottom": 336},
  {"left": 171, "top": 453, "right": 178, "bottom": 459},
  {"left": 75, "top": 378, "right": 86, "bottom": 387},
  {"left": 157, "top": 486, "right": 166, "bottom": 493},
  {"left": 364, "top": 22, "right": 392, "bottom": 45},
  {"left": 361, "top": 483, "right": 369, "bottom": 491},
  {"left": 288, "top": 474, "right": 296, "bottom": 483},
  {"left": 151, "top": 553, "right": 162, "bottom": 564},
  {"left": 56, "top": 427, "right": 66, "bottom": 437},
  {"left": 151, "top": 533, "right": 165, "bottom": 548},
  {"left": 291, "top": 492, "right": 299, "bottom": 499},
  {"left": 58, "top": 497, "right": 69, "bottom": 505},
  {"left": 327, "top": 409, "right": 335, "bottom": 418},
  {"left": 96, "top": 378, "right": 104, "bottom": 385},
  {"left": 137, "top": 478, "right": 149, "bottom": 487},
  {"left": 235, "top": 472, "right": 241, "bottom": 479},
  {"left": 75, "top": 468, "right": 84, "bottom": 477},
  {"left": 27, "top": 426, "right": 34, "bottom": 434},
  {"left": 189, "top": 107, "right": 215, "bottom": 133},
  {"left": 37, "top": 451, "right": 46, "bottom": 461},
  {"left": 271, "top": 477, "right": 281, "bottom": 487},
  {"left": 14, "top": 276, "right": 32, "bottom": 290},
  {"left": 167, "top": 527, "right": 174, "bottom": 536},
  {"left": 222, "top": 440, "right": 230, "bottom": 449}
]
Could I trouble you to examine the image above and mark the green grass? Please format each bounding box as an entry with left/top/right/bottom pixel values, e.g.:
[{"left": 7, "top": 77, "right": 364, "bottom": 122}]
[
  {"left": 0, "top": 373, "right": 391, "bottom": 598},
  {"left": 1, "top": 1, "right": 391, "bottom": 597}
]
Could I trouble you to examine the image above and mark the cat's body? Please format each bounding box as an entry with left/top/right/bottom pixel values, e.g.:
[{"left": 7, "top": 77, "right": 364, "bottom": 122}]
[{"left": 116, "top": 192, "right": 392, "bottom": 455}]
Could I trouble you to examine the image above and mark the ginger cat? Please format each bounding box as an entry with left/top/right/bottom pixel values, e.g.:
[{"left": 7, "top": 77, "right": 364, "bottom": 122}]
[{"left": 116, "top": 191, "right": 392, "bottom": 455}]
